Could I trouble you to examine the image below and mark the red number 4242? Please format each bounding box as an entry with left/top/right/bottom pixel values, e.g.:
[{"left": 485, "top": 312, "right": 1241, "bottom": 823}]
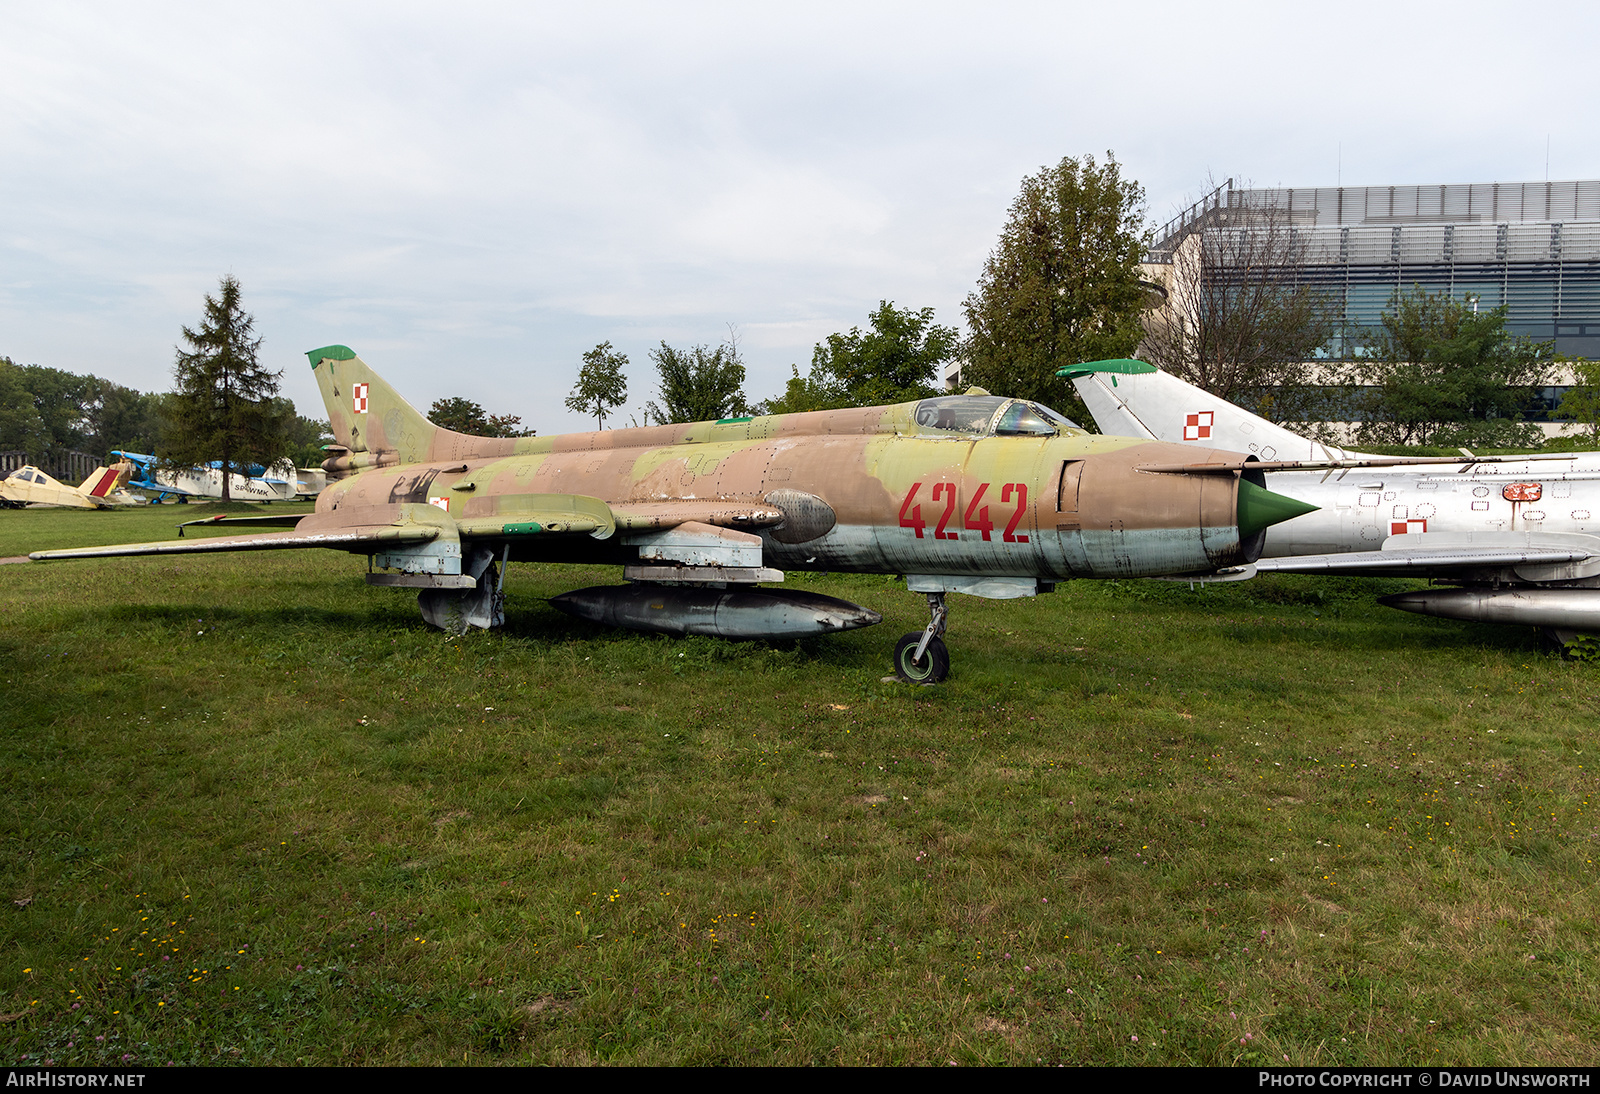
[{"left": 898, "top": 481, "right": 1029, "bottom": 543}]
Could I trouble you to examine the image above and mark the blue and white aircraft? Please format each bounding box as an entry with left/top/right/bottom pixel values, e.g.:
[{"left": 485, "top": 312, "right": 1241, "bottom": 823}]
[{"left": 113, "top": 452, "right": 311, "bottom": 503}]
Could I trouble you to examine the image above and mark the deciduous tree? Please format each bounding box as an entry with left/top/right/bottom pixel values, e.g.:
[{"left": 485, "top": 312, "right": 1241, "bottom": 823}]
[
  {"left": 426, "top": 397, "right": 533, "bottom": 437},
  {"left": 1357, "top": 287, "right": 1550, "bottom": 448},
  {"left": 273, "top": 401, "right": 335, "bottom": 468},
  {"left": 85, "top": 380, "right": 167, "bottom": 457},
  {"left": 645, "top": 338, "right": 749, "bottom": 424},
  {"left": 0, "top": 358, "right": 98, "bottom": 458},
  {"left": 0, "top": 358, "right": 168, "bottom": 463},
  {"left": 1139, "top": 181, "right": 1336, "bottom": 420},
  {"left": 162, "top": 276, "right": 289, "bottom": 500},
  {"left": 1556, "top": 359, "right": 1600, "bottom": 447},
  {"left": 566, "top": 342, "right": 629, "bottom": 429},
  {"left": 962, "top": 153, "right": 1149, "bottom": 419},
  {"left": 0, "top": 358, "right": 52, "bottom": 461},
  {"left": 760, "top": 302, "right": 958, "bottom": 413},
  {"left": 429, "top": 397, "right": 490, "bottom": 434}
]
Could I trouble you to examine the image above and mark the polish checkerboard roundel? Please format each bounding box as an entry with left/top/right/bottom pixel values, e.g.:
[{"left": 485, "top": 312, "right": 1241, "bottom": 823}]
[
  {"left": 1183, "top": 411, "right": 1213, "bottom": 441},
  {"left": 352, "top": 383, "right": 369, "bottom": 414}
]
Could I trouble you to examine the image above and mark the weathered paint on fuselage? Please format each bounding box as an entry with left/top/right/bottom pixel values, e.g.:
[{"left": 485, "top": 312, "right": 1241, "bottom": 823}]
[
  {"left": 314, "top": 396, "right": 1256, "bottom": 582},
  {"left": 25, "top": 350, "right": 1315, "bottom": 655}
]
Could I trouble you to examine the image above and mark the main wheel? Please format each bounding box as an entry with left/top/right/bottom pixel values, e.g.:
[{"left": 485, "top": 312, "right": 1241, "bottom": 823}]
[{"left": 894, "top": 633, "right": 949, "bottom": 684}]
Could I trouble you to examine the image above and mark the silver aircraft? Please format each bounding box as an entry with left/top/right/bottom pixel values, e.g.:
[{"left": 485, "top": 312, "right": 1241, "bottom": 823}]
[{"left": 1065, "top": 359, "right": 1600, "bottom": 643}]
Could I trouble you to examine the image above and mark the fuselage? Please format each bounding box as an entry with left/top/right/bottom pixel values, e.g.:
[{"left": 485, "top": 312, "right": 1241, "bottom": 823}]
[
  {"left": 1257, "top": 462, "right": 1600, "bottom": 557},
  {"left": 0, "top": 464, "right": 139, "bottom": 509},
  {"left": 316, "top": 396, "right": 1264, "bottom": 581}
]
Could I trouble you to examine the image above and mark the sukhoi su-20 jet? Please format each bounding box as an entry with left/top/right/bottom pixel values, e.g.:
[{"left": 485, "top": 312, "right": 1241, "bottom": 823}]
[{"left": 31, "top": 345, "right": 1321, "bottom": 682}]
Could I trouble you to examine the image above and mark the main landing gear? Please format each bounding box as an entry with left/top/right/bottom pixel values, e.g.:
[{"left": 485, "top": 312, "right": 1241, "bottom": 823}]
[
  {"left": 416, "top": 546, "right": 508, "bottom": 636},
  {"left": 894, "top": 592, "right": 950, "bottom": 684}
]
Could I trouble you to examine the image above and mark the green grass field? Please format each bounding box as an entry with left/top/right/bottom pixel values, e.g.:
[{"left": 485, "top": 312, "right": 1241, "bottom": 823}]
[{"left": 2, "top": 504, "right": 1595, "bottom": 1065}]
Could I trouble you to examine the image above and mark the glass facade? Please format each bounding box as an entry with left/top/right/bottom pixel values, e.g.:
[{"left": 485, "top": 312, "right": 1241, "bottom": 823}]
[{"left": 1148, "top": 180, "right": 1600, "bottom": 360}]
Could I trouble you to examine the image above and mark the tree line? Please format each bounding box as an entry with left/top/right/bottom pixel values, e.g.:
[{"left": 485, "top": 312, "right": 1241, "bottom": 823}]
[
  {"left": 11, "top": 155, "right": 1597, "bottom": 480},
  {"left": 2, "top": 278, "right": 330, "bottom": 495},
  {"left": 0, "top": 357, "right": 167, "bottom": 464},
  {"left": 0, "top": 354, "right": 328, "bottom": 476},
  {"left": 564, "top": 305, "right": 965, "bottom": 429},
  {"left": 571, "top": 153, "right": 1599, "bottom": 447}
]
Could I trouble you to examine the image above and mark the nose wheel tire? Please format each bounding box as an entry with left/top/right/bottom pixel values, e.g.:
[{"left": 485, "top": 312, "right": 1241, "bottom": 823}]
[{"left": 894, "top": 633, "right": 950, "bottom": 684}]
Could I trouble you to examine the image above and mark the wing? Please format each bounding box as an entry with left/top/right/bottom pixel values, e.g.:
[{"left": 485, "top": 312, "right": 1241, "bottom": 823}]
[
  {"left": 30, "top": 505, "right": 447, "bottom": 560},
  {"left": 1136, "top": 454, "right": 1580, "bottom": 475},
  {"left": 29, "top": 495, "right": 786, "bottom": 562},
  {"left": 1256, "top": 547, "right": 1591, "bottom": 575},
  {"left": 1253, "top": 531, "right": 1600, "bottom": 580}
]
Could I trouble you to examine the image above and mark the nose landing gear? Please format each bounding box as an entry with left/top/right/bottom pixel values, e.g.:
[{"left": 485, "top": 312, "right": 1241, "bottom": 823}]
[{"left": 894, "top": 592, "right": 950, "bottom": 684}]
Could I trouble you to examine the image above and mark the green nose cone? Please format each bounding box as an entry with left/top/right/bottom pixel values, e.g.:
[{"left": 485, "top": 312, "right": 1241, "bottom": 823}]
[{"left": 1237, "top": 479, "right": 1319, "bottom": 538}]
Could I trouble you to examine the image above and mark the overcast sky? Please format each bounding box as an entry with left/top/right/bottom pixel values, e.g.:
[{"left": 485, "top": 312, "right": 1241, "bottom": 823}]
[{"left": 4, "top": 1, "right": 1595, "bottom": 435}]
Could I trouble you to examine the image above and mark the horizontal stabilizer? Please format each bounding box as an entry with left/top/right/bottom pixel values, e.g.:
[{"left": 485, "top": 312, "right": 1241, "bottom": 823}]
[{"left": 176, "top": 513, "right": 307, "bottom": 534}]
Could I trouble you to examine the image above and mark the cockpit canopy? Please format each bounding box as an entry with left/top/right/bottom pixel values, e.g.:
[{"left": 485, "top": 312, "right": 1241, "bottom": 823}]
[{"left": 912, "top": 396, "right": 1084, "bottom": 438}]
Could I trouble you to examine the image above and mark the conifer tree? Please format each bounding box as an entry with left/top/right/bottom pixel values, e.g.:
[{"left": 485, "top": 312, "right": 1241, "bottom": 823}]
[{"left": 163, "top": 276, "right": 287, "bottom": 501}]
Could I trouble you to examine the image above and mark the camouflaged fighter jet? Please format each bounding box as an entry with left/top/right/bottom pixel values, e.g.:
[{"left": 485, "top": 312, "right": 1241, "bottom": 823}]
[{"left": 30, "top": 345, "right": 1318, "bottom": 682}]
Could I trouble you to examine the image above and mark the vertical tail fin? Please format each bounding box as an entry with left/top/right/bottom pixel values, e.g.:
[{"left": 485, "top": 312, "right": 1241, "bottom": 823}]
[
  {"left": 306, "top": 345, "right": 441, "bottom": 465},
  {"left": 1064, "top": 359, "right": 1360, "bottom": 462},
  {"left": 80, "top": 464, "right": 130, "bottom": 498}
]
